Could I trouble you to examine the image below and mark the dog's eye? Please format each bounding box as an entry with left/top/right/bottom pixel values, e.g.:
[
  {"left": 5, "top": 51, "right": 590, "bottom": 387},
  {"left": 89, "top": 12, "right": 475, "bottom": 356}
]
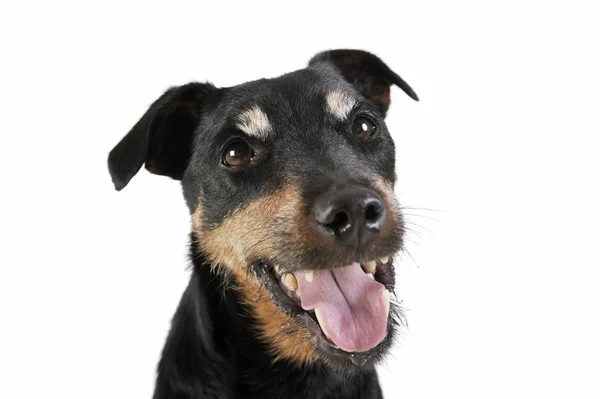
[
  {"left": 223, "top": 141, "right": 254, "bottom": 167},
  {"left": 352, "top": 116, "right": 377, "bottom": 139}
]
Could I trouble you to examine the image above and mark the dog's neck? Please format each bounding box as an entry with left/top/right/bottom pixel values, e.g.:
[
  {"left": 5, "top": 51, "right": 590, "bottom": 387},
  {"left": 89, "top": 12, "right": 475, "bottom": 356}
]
[{"left": 152, "top": 242, "right": 382, "bottom": 398}]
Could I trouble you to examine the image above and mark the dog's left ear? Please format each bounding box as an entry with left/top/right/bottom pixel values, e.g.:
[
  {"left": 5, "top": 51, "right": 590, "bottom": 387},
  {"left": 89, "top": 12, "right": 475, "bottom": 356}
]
[
  {"left": 309, "top": 49, "right": 418, "bottom": 116},
  {"left": 108, "top": 82, "right": 216, "bottom": 191}
]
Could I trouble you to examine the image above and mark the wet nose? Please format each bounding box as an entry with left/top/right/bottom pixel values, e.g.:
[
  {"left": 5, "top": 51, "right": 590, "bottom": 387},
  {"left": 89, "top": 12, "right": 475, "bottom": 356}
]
[{"left": 312, "top": 186, "right": 386, "bottom": 247}]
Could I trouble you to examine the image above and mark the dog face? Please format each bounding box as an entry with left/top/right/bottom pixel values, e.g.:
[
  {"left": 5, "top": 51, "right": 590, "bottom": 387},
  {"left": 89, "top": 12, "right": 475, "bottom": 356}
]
[{"left": 109, "top": 50, "right": 418, "bottom": 372}]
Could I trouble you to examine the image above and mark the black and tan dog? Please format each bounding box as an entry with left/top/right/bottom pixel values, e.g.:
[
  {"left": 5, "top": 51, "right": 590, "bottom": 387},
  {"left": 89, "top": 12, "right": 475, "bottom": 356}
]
[{"left": 108, "top": 49, "right": 418, "bottom": 398}]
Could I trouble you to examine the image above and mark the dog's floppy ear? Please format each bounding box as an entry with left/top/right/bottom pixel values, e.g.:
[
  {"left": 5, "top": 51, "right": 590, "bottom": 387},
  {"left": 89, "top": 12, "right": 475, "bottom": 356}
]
[
  {"left": 309, "top": 49, "right": 418, "bottom": 115},
  {"left": 108, "top": 82, "right": 216, "bottom": 191}
]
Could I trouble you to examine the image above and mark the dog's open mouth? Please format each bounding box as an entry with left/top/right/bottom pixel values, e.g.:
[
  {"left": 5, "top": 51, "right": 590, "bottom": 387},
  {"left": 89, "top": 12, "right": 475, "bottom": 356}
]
[{"left": 252, "top": 256, "right": 396, "bottom": 357}]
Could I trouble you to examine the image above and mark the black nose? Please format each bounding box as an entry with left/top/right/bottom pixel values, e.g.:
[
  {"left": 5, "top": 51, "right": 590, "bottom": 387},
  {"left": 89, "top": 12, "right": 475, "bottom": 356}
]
[{"left": 312, "top": 186, "right": 387, "bottom": 246}]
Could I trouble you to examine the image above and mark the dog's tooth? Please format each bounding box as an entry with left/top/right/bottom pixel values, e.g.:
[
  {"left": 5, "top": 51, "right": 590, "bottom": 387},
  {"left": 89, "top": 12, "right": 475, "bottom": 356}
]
[
  {"left": 282, "top": 273, "right": 298, "bottom": 291},
  {"left": 363, "top": 260, "right": 376, "bottom": 273},
  {"left": 383, "top": 289, "right": 390, "bottom": 315},
  {"left": 305, "top": 271, "right": 314, "bottom": 282},
  {"left": 274, "top": 265, "right": 282, "bottom": 274},
  {"left": 379, "top": 256, "right": 389, "bottom": 265},
  {"left": 315, "top": 308, "right": 332, "bottom": 340},
  {"left": 367, "top": 273, "right": 375, "bottom": 280}
]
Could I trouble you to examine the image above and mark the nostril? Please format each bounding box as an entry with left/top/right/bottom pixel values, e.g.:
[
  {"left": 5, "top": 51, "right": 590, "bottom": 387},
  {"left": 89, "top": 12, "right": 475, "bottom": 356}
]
[
  {"left": 365, "top": 203, "right": 381, "bottom": 222},
  {"left": 365, "top": 201, "right": 383, "bottom": 223},
  {"left": 323, "top": 209, "right": 351, "bottom": 234}
]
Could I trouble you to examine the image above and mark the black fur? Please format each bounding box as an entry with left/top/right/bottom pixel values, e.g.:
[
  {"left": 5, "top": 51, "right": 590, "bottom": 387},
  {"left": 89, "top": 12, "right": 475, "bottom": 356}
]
[
  {"left": 108, "top": 49, "right": 417, "bottom": 398},
  {"left": 153, "top": 243, "right": 384, "bottom": 399},
  {"left": 108, "top": 83, "right": 218, "bottom": 190}
]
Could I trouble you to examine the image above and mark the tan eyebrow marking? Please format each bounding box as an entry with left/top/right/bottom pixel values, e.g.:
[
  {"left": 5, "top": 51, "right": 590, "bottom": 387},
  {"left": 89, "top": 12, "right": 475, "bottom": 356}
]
[
  {"left": 325, "top": 90, "right": 357, "bottom": 120},
  {"left": 236, "top": 106, "right": 272, "bottom": 139}
]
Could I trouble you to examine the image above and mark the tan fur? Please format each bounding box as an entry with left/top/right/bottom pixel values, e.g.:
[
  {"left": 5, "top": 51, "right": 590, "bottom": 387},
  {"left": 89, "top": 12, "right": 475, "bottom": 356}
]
[
  {"left": 235, "top": 273, "right": 318, "bottom": 365},
  {"left": 193, "top": 186, "right": 299, "bottom": 272},
  {"left": 326, "top": 90, "right": 357, "bottom": 120},
  {"left": 373, "top": 175, "right": 395, "bottom": 193},
  {"left": 372, "top": 175, "right": 401, "bottom": 235},
  {"left": 192, "top": 184, "right": 318, "bottom": 365},
  {"left": 236, "top": 106, "right": 272, "bottom": 139}
]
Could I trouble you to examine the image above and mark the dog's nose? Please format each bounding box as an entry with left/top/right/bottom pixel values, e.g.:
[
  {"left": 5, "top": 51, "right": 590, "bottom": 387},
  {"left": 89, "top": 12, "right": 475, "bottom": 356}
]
[{"left": 312, "top": 187, "right": 386, "bottom": 246}]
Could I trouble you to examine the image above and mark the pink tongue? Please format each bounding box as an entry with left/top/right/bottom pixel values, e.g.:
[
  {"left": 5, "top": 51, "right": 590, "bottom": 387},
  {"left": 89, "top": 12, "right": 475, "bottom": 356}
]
[{"left": 293, "top": 262, "right": 389, "bottom": 353}]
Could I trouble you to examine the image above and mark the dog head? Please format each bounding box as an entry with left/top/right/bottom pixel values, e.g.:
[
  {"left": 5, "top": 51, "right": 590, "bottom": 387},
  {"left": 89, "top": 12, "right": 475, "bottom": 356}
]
[{"left": 108, "top": 49, "right": 418, "bottom": 372}]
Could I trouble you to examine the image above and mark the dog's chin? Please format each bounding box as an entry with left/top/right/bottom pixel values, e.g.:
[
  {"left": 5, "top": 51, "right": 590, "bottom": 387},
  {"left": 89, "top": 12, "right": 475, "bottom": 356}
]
[{"left": 250, "top": 256, "right": 401, "bottom": 372}]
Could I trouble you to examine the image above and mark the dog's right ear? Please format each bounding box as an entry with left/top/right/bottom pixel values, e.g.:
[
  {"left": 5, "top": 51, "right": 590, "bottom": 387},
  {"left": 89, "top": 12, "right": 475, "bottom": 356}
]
[
  {"left": 309, "top": 49, "right": 418, "bottom": 116},
  {"left": 108, "top": 82, "right": 216, "bottom": 191}
]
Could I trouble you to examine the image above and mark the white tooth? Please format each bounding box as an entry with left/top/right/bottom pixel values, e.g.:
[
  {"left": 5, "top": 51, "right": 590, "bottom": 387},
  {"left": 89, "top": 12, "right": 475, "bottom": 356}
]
[
  {"left": 305, "top": 271, "right": 314, "bottom": 282},
  {"left": 315, "top": 308, "right": 332, "bottom": 339},
  {"left": 382, "top": 289, "right": 390, "bottom": 315},
  {"left": 367, "top": 273, "right": 375, "bottom": 280},
  {"left": 363, "top": 260, "right": 376, "bottom": 273},
  {"left": 282, "top": 273, "right": 298, "bottom": 291},
  {"left": 379, "top": 256, "right": 389, "bottom": 264},
  {"left": 274, "top": 265, "right": 282, "bottom": 274}
]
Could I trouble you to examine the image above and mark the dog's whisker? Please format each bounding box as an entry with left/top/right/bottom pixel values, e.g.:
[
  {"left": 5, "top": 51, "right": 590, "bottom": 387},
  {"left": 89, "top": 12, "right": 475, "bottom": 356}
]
[
  {"left": 404, "top": 221, "right": 438, "bottom": 240},
  {"left": 403, "top": 234, "right": 426, "bottom": 251},
  {"left": 403, "top": 224, "right": 425, "bottom": 240},
  {"left": 399, "top": 204, "right": 445, "bottom": 213},
  {"left": 402, "top": 212, "right": 443, "bottom": 224},
  {"left": 396, "top": 245, "right": 421, "bottom": 268}
]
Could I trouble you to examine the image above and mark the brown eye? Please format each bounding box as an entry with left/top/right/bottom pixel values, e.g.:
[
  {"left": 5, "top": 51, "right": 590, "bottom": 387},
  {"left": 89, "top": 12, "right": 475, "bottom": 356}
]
[
  {"left": 352, "top": 116, "right": 377, "bottom": 139},
  {"left": 223, "top": 141, "right": 254, "bottom": 167}
]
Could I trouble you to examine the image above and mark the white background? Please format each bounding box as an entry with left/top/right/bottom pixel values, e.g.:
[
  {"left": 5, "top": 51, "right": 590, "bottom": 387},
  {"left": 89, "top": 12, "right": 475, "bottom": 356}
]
[{"left": 1, "top": 1, "right": 599, "bottom": 398}]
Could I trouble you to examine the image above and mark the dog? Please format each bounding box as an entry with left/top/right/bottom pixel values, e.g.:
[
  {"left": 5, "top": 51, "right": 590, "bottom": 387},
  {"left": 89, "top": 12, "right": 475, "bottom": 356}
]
[{"left": 108, "top": 49, "right": 418, "bottom": 398}]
